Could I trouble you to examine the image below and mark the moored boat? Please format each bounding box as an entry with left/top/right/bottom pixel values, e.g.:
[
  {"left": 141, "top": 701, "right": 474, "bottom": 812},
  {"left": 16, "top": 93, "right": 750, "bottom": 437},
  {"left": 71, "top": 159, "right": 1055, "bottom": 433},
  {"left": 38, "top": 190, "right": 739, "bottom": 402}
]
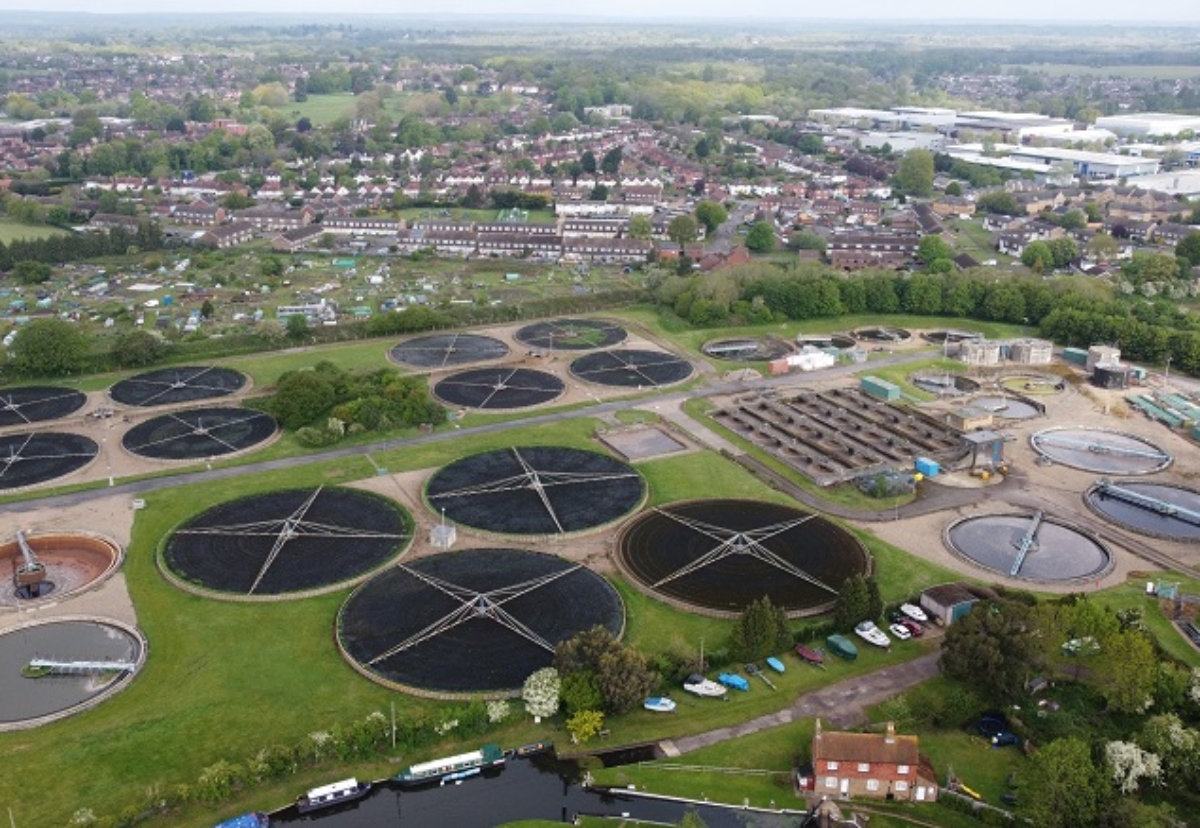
[
  {"left": 766, "top": 656, "right": 785, "bottom": 674},
  {"left": 644, "top": 696, "right": 677, "bottom": 712},
  {"left": 214, "top": 814, "right": 269, "bottom": 828},
  {"left": 295, "top": 779, "right": 371, "bottom": 814},
  {"left": 826, "top": 634, "right": 858, "bottom": 661},
  {"left": 393, "top": 743, "right": 505, "bottom": 786},
  {"left": 682, "top": 673, "right": 727, "bottom": 697},
  {"left": 854, "top": 620, "right": 891, "bottom": 648},
  {"left": 718, "top": 672, "right": 750, "bottom": 691},
  {"left": 795, "top": 644, "right": 825, "bottom": 666},
  {"left": 899, "top": 603, "right": 928, "bottom": 623},
  {"left": 441, "top": 767, "right": 481, "bottom": 784},
  {"left": 512, "top": 740, "right": 554, "bottom": 757}
]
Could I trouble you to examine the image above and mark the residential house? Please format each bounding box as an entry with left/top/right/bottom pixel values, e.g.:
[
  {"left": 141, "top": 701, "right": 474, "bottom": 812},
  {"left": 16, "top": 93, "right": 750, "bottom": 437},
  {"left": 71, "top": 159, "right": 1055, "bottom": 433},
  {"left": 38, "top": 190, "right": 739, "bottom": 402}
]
[
  {"left": 236, "top": 206, "right": 315, "bottom": 232},
  {"left": 930, "top": 195, "right": 975, "bottom": 220},
  {"left": 89, "top": 213, "right": 143, "bottom": 232},
  {"left": 199, "top": 221, "right": 255, "bottom": 249},
  {"left": 272, "top": 225, "right": 325, "bottom": 253},
  {"left": 172, "top": 202, "right": 226, "bottom": 226},
  {"left": 826, "top": 232, "right": 919, "bottom": 269},
  {"left": 798, "top": 720, "right": 938, "bottom": 803},
  {"left": 563, "top": 237, "right": 651, "bottom": 263},
  {"left": 322, "top": 216, "right": 402, "bottom": 236}
]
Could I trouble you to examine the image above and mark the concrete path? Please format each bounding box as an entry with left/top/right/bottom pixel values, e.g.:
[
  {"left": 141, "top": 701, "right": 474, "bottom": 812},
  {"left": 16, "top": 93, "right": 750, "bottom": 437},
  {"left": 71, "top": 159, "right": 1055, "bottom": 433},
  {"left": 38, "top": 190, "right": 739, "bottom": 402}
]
[{"left": 661, "top": 652, "right": 941, "bottom": 757}]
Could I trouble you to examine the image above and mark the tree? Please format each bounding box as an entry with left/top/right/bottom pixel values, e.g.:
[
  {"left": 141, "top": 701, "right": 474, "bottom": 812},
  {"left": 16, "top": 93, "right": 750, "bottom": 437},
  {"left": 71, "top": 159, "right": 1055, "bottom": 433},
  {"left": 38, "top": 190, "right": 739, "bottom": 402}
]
[
  {"left": 895, "top": 149, "right": 935, "bottom": 197},
  {"left": 13, "top": 261, "right": 52, "bottom": 285},
  {"left": 560, "top": 669, "right": 604, "bottom": 716},
  {"left": 865, "top": 576, "right": 883, "bottom": 622},
  {"left": 940, "top": 597, "right": 1040, "bottom": 701},
  {"left": 628, "top": 214, "right": 653, "bottom": 241},
  {"left": 1020, "top": 738, "right": 1111, "bottom": 828},
  {"left": 221, "top": 192, "right": 254, "bottom": 210},
  {"left": 1087, "top": 231, "right": 1119, "bottom": 261},
  {"left": 788, "top": 230, "right": 826, "bottom": 252},
  {"left": 522, "top": 667, "right": 561, "bottom": 722},
  {"left": 580, "top": 150, "right": 597, "bottom": 175},
  {"left": 730, "top": 596, "right": 791, "bottom": 660},
  {"left": 1022, "top": 240, "right": 1054, "bottom": 273},
  {"left": 1098, "top": 631, "right": 1158, "bottom": 714},
  {"left": 976, "top": 191, "right": 1023, "bottom": 216},
  {"left": 744, "top": 221, "right": 776, "bottom": 253},
  {"left": 1105, "top": 741, "right": 1162, "bottom": 794},
  {"left": 259, "top": 256, "right": 284, "bottom": 278},
  {"left": 595, "top": 646, "right": 657, "bottom": 714},
  {"left": 944, "top": 181, "right": 963, "bottom": 197},
  {"left": 916, "top": 235, "right": 952, "bottom": 264},
  {"left": 10, "top": 319, "right": 90, "bottom": 377},
  {"left": 200, "top": 300, "right": 215, "bottom": 320},
  {"left": 589, "top": 184, "right": 609, "bottom": 202},
  {"left": 694, "top": 200, "right": 728, "bottom": 235},
  {"left": 833, "top": 575, "right": 871, "bottom": 632},
  {"left": 285, "top": 314, "right": 309, "bottom": 341},
  {"left": 566, "top": 709, "right": 604, "bottom": 744},
  {"left": 109, "top": 330, "right": 166, "bottom": 368},
  {"left": 1177, "top": 231, "right": 1200, "bottom": 267},
  {"left": 667, "top": 214, "right": 698, "bottom": 245},
  {"left": 600, "top": 146, "right": 623, "bottom": 176},
  {"left": 268, "top": 369, "right": 335, "bottom": 429},
  {"left": 1048, "top": 237, "right": 1079, "bottom": 269}
]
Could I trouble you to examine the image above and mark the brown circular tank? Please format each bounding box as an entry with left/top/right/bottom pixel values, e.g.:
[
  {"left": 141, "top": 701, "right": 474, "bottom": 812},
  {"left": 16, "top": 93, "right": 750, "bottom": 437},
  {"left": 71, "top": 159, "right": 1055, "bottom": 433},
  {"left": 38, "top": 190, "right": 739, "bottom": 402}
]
[{"left": 0, "top": 533, "right": 123, "bottom": 609}]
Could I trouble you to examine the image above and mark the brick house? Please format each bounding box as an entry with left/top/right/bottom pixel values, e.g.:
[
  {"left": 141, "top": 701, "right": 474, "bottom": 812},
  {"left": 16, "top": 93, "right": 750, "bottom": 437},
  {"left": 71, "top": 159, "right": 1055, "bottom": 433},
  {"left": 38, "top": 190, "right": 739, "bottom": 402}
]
[
  {"left": 199, "top": 221, "right": 255, "bottom": 249},
  {"left": 799, "top": 721, "right": 938, "bottom": 803}
]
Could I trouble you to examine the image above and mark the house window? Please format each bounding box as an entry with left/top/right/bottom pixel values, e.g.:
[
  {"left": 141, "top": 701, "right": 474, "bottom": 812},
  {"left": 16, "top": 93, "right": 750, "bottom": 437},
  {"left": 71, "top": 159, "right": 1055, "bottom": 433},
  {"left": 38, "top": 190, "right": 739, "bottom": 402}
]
[
  {"left": 895, "top": 781, "right": 909, "bottom": 792},
  {"left": 858, "top": 763, "right": 870, "bottom": 773},
  {"left": 866, "top": 779, "right": 880, "bottom": 792},
  {"left": 827, "top": 761, "right": 839, "bottom": 771},
  {"left": 825, "top": 777, "right": 838, "bottom": 789},
  {"left": 898, "top": 765, "right": 910, "bottom": 775}
]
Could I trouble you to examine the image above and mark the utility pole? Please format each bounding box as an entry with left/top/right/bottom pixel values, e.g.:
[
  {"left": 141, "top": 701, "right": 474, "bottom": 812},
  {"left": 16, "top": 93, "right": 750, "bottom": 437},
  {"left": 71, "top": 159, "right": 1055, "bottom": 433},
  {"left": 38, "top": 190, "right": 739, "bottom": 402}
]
[{"left": 391, "top": 701, "right": 397, "bottom": 750}]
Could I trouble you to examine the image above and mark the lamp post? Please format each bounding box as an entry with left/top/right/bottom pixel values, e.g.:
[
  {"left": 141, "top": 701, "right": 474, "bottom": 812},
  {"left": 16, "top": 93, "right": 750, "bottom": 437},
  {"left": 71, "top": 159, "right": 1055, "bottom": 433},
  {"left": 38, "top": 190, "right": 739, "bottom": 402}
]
[{"left": 1165, "top": 355, "right": 1171, "bottom": 386}]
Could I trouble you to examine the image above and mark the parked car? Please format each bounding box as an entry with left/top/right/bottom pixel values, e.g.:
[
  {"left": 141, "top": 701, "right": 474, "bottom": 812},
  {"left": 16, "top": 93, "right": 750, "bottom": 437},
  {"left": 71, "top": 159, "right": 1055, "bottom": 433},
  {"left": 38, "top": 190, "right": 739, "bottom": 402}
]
[{"left": 888, "top": 622, "right": 912, "bottom": 641}]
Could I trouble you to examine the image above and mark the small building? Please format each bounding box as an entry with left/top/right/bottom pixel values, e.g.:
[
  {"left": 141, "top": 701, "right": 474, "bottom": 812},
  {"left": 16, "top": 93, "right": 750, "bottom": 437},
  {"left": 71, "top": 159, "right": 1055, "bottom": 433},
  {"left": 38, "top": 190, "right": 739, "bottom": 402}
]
[
  {"left": 962, "top": 429, "right": 1006, "bottom": 469},
  {"left": 946, "top": 407, "right": 994, "bottom": 431},
  {"left": 1092, "top": 363, "right": 1130, "bottom": 390},
  {"left": 1086, "top": 345, "right": 1121, "bottom": 372},
  {"left": 959, "top": 340, "right": 1001, "bottom": 367},
  {"left": 861, "top": 376, "right": 900, "bottom": 401},
  {"left": 1062, "top": 346, "right": 1089, "bottom": 366},
  {"left": 920, "top": 582, "right": 979, "bottom": 626},
  {"left": 1008, "top": 338, "right": 1053, "bottom": 365},
  {"left": 799, "top": 720, "right": 938, "bottom": 803}
]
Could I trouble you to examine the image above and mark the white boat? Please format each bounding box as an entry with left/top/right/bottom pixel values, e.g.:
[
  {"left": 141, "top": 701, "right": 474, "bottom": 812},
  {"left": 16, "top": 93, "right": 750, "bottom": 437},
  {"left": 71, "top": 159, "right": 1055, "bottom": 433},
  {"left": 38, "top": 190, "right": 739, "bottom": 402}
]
[
  {"left": 295, "top": 778, "right": 371, "bottom": 814},
  {"left": 899, "top": 603, "right": 928, "bottom": 623},
  {"left": 854, "top": 620, "right": 891, "bottom": 648},
  {"left": 644, "top": 696, "right": 677, "bottom": 713},
  {"left": 682, "top": 674, "right": 727, "bottom": 698}
]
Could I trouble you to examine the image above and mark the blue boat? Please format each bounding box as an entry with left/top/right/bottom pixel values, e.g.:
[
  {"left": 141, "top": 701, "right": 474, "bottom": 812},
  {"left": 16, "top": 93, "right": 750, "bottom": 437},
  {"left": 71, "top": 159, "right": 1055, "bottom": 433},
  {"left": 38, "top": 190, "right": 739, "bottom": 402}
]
[
  {"left": 766, "top": 657, "right": 786, "bottom": 674},
  {"left": 644, "top": 696, "right": 677, "bottom": 713},
  {"left": 718, "top": 672, "right": 749, "bottom": 691},
  {"left": 214, "top": 814, "right": 269, "bottom": 828}
]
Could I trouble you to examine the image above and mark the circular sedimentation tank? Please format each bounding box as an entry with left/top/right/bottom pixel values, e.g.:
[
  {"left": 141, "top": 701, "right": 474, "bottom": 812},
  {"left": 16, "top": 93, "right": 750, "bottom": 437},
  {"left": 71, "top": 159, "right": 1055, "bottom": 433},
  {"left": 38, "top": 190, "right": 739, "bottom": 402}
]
[
  {"left": 569, "top": 349, "right": 693, "bottom": 388},
  {"left": 514, "top": 319, "right": 627, "bottom": 351},
  {"left": 434, "top": 367, "right": 564, "bottom": 410},
  {"left": 616, "top": 499, "right": 870, "bottom": 617},
  {"left": 337, "top": 548, "right": 624, "bottom": 697},
  {"left": 426, "top": 446, "right": 646, "bottom": 536},
  {"left": 702, "top": 337, "right": 793, "bottom": 362},
  {"left": 0, "top": 386, "right": 88, "bottom": 427},
  {"left": 946, "top": 512, "right": 1112, "bottom": 582},
  {"left": 1031, "top": 427, "right": 1171, "bottom": 475},
  {"left": 0, "top": 532, "right": 122, "bottom": 608},
  {"left": 0, "top": 618, "right": 145, "bottom": 731},
  {"left": 922, "top": 329, "right": 983, "bottom": 344},
  {"left": 911, "top": 372, "right": 980, "bottom": 396},
  {"left": 968, "top": 395, "right": 1041, "bottom": 420},
  {"left": 122, "top": 407, "right": 277, "bottom": 461},
  {"left": 389, "top": 333, "right": 509, "bottom": 369},
  {"left": 999, "top": 373, "right": 1066, "bottom": 396},
  {"left": 109, "top": 366, "right": 246, "bottom": 408},
  {"left": 1085, "top": 480, "right": 1200, "bottom": 543},
  {"left": 853, "top": 326, "right": 911, "bottom": 343},
  {"left": 161, "top": 487, "right": 412, "bottom": 599},
  {"left": 0, "top": 432, "right": 98, "bottom": 491},
  {"left": 796, "top": 333, "right": 856, "bottom": 350}
]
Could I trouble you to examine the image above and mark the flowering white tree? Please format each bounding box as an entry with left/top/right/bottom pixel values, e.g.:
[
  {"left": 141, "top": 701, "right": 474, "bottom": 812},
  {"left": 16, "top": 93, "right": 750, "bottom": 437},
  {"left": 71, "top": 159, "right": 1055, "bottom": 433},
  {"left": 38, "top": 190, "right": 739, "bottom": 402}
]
[
  {"left": 486, "top": 699, "right": 511, "bottom": 723},
  {"left": 1189, "top": 667, "right": 1200, "bottom": 706},
  {"left": 1105, "top": 740, "right": 1162, "bottom": 794},
  {"left": 522, "top": 667, "right": 561, "bottom": 722}
]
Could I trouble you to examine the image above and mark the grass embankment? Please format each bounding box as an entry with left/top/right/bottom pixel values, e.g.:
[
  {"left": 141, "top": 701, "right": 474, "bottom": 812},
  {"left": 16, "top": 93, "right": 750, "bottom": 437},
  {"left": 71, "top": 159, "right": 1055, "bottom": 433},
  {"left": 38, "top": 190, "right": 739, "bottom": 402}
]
[{"left": 0, "top": 218, "right": 70, "bottom": 244}]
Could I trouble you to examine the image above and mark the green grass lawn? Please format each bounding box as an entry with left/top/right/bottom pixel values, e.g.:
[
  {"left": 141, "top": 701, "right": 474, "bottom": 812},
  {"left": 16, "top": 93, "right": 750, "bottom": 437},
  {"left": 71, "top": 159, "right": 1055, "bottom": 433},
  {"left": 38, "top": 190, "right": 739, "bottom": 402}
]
[
  {"left": 0, "top": 218, "right": 69, "bottom": 244},
  {"left": 397, "top": 207, "right": 557, "bottom": 224},
  {"left": 1090, "top": 579, "right": 1200, "bottom": 668},
  {"left": 856, "top": 357, "right": 966, "bottom": 401}
]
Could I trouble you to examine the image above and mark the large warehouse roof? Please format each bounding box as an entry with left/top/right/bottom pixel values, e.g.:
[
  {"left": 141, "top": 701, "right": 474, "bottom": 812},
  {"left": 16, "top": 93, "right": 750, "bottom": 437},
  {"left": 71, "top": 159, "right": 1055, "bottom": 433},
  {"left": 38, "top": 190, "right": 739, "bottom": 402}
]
[{"left": 1096, "top": 113, "right": 1200, "bottom": 137}]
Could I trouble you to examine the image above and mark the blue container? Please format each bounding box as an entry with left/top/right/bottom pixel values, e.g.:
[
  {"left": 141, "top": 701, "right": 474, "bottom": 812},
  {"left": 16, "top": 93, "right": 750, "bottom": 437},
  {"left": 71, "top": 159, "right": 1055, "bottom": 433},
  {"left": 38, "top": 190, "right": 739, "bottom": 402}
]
[{"left": 915, "top": 457, "right": 940, "bottom": 477}]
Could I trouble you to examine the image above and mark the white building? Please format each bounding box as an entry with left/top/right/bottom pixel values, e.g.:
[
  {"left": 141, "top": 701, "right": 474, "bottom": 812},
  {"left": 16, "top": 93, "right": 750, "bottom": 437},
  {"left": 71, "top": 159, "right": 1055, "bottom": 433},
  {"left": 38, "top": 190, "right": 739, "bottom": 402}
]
[
  {"left": 1095, "top": 113, "right": 1200, "bottom": 138},
  {"left": 1008, "top": 147, "right": 1158, "bottom": 179}
]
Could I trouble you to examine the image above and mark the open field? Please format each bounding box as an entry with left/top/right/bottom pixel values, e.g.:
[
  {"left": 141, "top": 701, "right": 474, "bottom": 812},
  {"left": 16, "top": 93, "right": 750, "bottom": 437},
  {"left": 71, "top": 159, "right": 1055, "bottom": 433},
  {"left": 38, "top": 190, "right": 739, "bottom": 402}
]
[
  {"left": 269, "top": 92, "right": 415, "bottom": 126},
  {"left": 0, "top": 218, "right": 69, "bottom": 244}
]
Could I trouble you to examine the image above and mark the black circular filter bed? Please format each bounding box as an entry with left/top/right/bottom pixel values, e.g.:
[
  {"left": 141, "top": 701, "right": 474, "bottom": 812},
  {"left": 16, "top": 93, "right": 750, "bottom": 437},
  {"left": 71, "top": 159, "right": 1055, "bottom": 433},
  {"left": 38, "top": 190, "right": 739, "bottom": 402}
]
[
  {"left": 1085, "top": 480, "right": 1200, "bottom": 543},
  {"left": 109, "top": 366, "right": 246, "bottom": 407},
  {"left": 1031, "top": 427, "right": 1171, "bottom": 475},
  {"left": 427, "top": 446, "right": 645, "bottom": 535},
  {"left": 0, "top": 386, "right": 87, "bottom": 427},
  {"left": 338, "top": 548, "right": 624, "bottom": 696},
  {"left": 0, "top": 432, "right": 98, "bottom": 490},
  {"left": 389, "top": 333, "right": 509, "bottom": 368},
  {"left": 946, "top": 513, "right": 1112, "bottom": 582},
  {"left": 162, "top": 487, "right": 412, "bottom": 598},
  {"left": 702, "top": 338, "right": 792, "bottom": 362},
  {"left": 434, "top": 367, "right": 564, "bottom": 410},
  {"left": 617, "top": 499, "right": 870, "bottom": 617},
  {"left": 515, "top": 318, "right": 627, "bottom": 351},
  {"left": 570, "top": 349, "right": 693, "bottom": 388},
  {"left": 122, "top": 407, "right": 276, "bottom": 460}
]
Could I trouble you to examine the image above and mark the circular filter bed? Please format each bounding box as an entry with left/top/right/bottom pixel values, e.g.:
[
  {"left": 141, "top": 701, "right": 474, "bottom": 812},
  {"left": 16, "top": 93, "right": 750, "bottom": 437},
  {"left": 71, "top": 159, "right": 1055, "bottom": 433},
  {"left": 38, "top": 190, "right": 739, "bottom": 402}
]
[
  {"left": 1000, "top": 374, "right": 1066, "bottom": 395},
  {"left": 0, "top": 432, "right": 98, "bottom": 491},
  {"left": 0, "top": 618, "right": 144, "bottom": 731},
  {"left": 122, "top": 407, "right": 276, "bottom": 461},
  {"left": 968, "top": 395, "right": 1041, "bottom": 420},
  {"left": 389, "top": 333, "right": 509, "bottom": 368},
  {"left": 616, "top": 499, "right": 870, "bottom": 617},
  {"left": 338, "top": 548, "right": 624, "bottom": 696},
  {"left": 1085, "top": 480, "right": 1200, "bottom": 543},
  {"left": 515, "top": 318, "right": 627, "bottom": 351},
  {"left": 796, "top": 333, "right": 856, "bottom": 350},
  {"left": 570, "top": 349, "right": 693, "bottom": 388},
  {"left": 946, "top": 512, "right": 1111, "bottom": 582},
  {"left": 1031, "top": 427, "right": 1171, "bottom": 475},
  {"left": 854, "top": 326, "right": 911, "bottom": 343},
  {"left": 0, "top": 386, "right": 87, "bottom": 427},
  {"left": 923, "top": 329, "right": 983, "bottom": 344},
  {"left": 702, "top": 337, "right": 792, "bottom": 362},
  {"left": 109, "top": 366, "right": 246, "bottom": 408},
  {"left": 0, "top": 533, "right": 122, "bottom": 608},
  {"left": 434, "top": 367, "right": 564, "bottom": 410},
  {"left": 162, "top": 487, "right": 412, "bottom": 598},
  {"left": 426, "top": 446, "right": 645, "bottom": 536}
]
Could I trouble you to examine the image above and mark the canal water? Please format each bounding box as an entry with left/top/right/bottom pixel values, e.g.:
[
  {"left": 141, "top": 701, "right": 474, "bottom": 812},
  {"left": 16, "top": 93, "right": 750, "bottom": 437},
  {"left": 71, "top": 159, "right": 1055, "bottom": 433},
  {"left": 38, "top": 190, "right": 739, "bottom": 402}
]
[{"left": 272, "top": 753, "right": 797, "bottom": 827}]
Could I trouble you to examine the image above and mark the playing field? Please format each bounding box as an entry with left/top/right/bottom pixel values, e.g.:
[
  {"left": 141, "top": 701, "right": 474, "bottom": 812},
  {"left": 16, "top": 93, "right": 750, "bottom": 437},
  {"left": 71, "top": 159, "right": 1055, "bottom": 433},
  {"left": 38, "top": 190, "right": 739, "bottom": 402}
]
[{"left": 0, "top": 218, "right": 69, "bottom": 244}]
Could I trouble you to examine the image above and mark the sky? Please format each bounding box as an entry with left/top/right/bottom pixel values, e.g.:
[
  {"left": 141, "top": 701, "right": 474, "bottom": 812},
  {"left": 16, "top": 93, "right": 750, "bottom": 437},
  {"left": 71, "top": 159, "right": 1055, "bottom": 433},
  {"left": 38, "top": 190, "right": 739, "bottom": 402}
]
[{"left": 2, "top": 0, "right": 1200, "bottom": 21}]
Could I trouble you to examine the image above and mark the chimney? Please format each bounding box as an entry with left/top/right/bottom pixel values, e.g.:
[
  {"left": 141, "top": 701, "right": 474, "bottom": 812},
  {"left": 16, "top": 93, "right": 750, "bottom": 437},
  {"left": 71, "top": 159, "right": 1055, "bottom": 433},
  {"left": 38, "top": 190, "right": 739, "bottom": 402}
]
[{"left": 885, "top": 721, "right": 896, "bottom": 744}]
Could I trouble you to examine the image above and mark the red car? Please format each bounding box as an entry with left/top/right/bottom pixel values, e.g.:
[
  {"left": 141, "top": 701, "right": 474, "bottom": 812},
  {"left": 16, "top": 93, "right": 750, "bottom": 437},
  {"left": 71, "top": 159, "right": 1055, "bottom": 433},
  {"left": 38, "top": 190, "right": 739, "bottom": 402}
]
[{"left": 900, "top": 617, "right": 923, "bottom": 637}]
